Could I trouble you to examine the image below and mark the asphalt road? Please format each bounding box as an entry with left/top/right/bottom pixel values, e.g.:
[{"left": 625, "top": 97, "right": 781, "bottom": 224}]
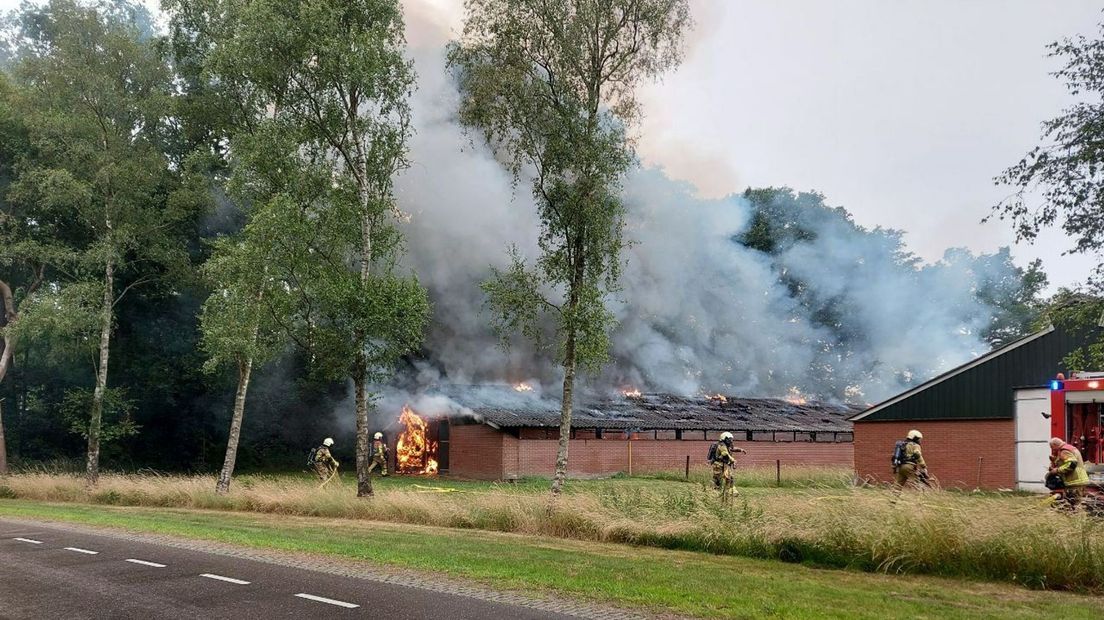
[{"left": 0, "top": 519, "right": 582, "bottom": 620}]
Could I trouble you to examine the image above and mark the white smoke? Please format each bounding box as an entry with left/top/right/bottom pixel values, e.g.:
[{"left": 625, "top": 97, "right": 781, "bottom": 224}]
[{"left": 388, "top": 2, "right": 1024, "bottom": 406}]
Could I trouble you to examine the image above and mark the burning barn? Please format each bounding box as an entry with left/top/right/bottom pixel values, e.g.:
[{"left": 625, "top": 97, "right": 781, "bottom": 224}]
[{"left": 380, "top": 385, "right": 858, "bottom": 480}]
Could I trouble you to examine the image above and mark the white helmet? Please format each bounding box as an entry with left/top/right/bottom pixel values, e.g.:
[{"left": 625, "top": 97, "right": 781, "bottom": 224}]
[
  {"left": 374, "top": 432, "right": 383, "bottom": 440},
  {"left": 907, "top": 430, "right": 922, "bottom": 441},
  {"left": 719, "top": 431, "right": 733, "bottom": 441},
  {"left": 323, "top": 437, "right": 334, "bottom": 447}
]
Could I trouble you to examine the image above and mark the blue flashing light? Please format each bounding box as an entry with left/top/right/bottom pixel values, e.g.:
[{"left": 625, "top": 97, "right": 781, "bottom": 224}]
[{"left": 1051, "top": 379, "right": 1064, "bottom": 391}]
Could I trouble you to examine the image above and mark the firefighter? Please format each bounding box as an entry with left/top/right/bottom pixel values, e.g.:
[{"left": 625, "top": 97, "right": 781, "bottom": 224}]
[
  {"left": 313, "top": 437, "right": 339, "bottom": 481},
  {"left": 893, "top": 429, "right": 927, "bottom": 489},
  {"left": 711, "top": 431, "right": 748, "bottom": 493},
  {"left": 1049, "top": 437, "right": 1090, "bottom": 508},
  {"left": 368, "top": 432, "right": 389, "bottom": 477}
]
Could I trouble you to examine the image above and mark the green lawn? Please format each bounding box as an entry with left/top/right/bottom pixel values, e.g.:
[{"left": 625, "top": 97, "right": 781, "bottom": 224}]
[{"left": 1, "top": 499, "right": 1100, "bottom": 620}]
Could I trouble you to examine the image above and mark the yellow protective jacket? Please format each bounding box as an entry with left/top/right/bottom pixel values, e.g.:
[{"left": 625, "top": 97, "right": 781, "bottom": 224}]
[
  {"left": 1054, "top": 445, "right": 1090, "bottom": 487},
  {"left": 714, "top": 441, "right": 733, "bottom": 465},
  {"left": 903, "top": 441, "right": 925, "bottom": 468},
  {"left": 371, "top": 440, "right": 388, "bottom": 461},
  {"left": 315, "top": 446, "right": 338, "bottom": 468}
]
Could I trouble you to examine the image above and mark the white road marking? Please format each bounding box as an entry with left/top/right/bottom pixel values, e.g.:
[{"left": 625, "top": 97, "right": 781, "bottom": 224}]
[
  {"left": 126, "top": 559, "right": 166, "bottom": 568},
  {"left": 200, "top": 573, "right": 250, "bottom": 585},
  {"left": 294, "top": 593, "right": 360, "bottom": 609},
  {"left": 64, "top": 547, "right": 99, "bottom": 555},
  {"left": 13, "top": 537, "right": 42, "bottom": 544}
]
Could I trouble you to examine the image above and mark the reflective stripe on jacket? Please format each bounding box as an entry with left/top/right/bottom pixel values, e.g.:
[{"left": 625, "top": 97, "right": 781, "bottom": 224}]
[{"left": 1054, "top": 445, "right": 1090, "bottom": 487}]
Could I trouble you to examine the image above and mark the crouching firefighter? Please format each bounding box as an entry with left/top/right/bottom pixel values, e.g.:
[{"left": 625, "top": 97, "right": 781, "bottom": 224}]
[
  {"left": 368, "top": 432, "right": 390, "bottom": 477},
  {"left": 310, "top": 437, "right": 340, "bottom": 482},
  {"left": 892, "top": 429, "right": 928, "bottom": 489},
  {"left": 1048, "top": 437, "right": 1090, "bottom": 509},
  {"left": 709, "top": 431, "right": 748, "bottom": 493}
]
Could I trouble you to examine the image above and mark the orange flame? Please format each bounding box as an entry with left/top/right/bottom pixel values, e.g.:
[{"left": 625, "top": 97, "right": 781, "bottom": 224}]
[
  {"left": 396, "top": 405, "right": 438, "bottom": 475},
  {"left": 784, "top": 386, "right": 807, "bottom": 405},
  {"left": 622, "top": 388, "right": 642, "bottom": 398},
  {"left": 514, "top": 383, "right": 534, "bottom": 392},
  {"left": 709, "top": 393, "right": 728, "bottom": 404}
]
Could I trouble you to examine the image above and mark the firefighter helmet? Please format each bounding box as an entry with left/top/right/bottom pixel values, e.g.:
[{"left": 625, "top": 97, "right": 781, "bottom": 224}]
[
  {"left": 323, "top": 437, "right": 334, "bottom": 447},
  {"left": 906, "top": 430, "right": 922, "bottom": 441},
  {"left": 374, "top": 432, "right": 383, "bottom": 440},
  {"left": 719, "top": 431, "right": 734, "bottom": 442}
]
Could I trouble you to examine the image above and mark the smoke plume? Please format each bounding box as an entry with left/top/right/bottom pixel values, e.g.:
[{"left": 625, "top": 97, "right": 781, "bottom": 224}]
[{"left": 385, "top": 2, "right": 1029, "bottom": 408}]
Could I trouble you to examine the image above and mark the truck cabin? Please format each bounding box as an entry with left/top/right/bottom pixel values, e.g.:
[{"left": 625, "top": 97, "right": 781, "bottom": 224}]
[{"left": 1050, "top": 372, "right": 1104, "bottom": 464}]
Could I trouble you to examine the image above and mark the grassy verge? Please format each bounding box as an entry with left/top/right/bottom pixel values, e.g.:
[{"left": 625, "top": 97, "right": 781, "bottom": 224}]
[
  {"left": 3, "top": 471, "right": 1104, "bottom": 593},
  {"left": 1, "top": 500, "right": 1102, "bottom": 620}
]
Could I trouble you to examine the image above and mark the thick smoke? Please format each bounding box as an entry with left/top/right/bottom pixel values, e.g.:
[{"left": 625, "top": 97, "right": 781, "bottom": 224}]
[
  {"left": 608, "top": 176, "right": 1009, "bottom": 402},
  {"left": 384, "top": 3, "right": 1028, "bottom": 409}
]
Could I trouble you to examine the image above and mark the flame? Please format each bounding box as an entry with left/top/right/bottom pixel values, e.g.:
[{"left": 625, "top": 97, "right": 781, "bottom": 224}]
[
  {"left": 709, "top": 393, "right": 728, "bottom": 404},
  {"left": 396, "top": 405, "right": 439, "bottom": 475},
  {"left": 784, "top": 386, "right": 807, "bottom": 405},
  {"left": 622, "top": 388, "right": 642, "bottom": 398},
  {"left": 514, "top": 383, "right": 534, "bottom": 392}
]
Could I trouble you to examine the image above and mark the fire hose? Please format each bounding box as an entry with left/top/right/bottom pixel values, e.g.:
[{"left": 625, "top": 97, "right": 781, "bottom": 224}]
[
  {"left": 411, "top": 484, "right": 463, "bottom": 493},
  {"left": 319, "top": 463, "right": 340, "bottom": 488}
]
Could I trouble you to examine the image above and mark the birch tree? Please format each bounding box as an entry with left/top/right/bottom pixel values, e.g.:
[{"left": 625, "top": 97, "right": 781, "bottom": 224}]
[
  {"left": 992, "top": 18, "right": 1104, "bottom": 366},
  {"left": 5, "top": 0, "right": 204, "bottom": 485},
  {"left": 0, "top": 72, "right": 42, "bottom": 474},
  {"left": 173, "top": 0, "right": 428, "bottom": 497},
  {"left": 449, "top": 0, "right": 691, "bottom": 494}
]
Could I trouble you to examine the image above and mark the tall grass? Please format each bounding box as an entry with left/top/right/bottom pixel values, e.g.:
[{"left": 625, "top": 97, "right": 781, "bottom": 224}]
[
  {"left": 641, "top": 464, "right": 854, "bottom": 488},
  {"left": 2, "top": 471, "right": 1102, "bottom": 593}
]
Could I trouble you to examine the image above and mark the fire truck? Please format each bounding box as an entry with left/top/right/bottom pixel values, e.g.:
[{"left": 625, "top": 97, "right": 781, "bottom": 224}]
[
  {"left": 1049, "top": 372, "right": 1104, "bottom": 463},
  {"left": 1047, "top": 372, "right": 1104, "bottom": 511}
]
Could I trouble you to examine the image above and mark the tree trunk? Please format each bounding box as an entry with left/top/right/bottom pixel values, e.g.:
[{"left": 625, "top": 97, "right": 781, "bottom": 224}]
[
  {"left": 353, "top": 348, "right": 373, "bottom": 497},
  {"left": 0, "top": 294, "right": 13, "bottom": 384},
  {"left": 0, "top": 330, "right": 10, "bottom": 476},
  {"left": 550, "top": 244, "right": 587, "bottom": 496},
  {"left": 0, "top": 333, "right": 12, "bottom": 385},
  {"left": 216, "top": 356, "right": 254, "bottom": 495},
  {"left": 550, "top": 332, "right": 577, "bottom": 495},
  {"left": 86, "top": 259, "right": 114, "bottom": 488},
  {"left": 1, "top": 270, "right": 42, "bottom": 475},
  {"left": 353, "top": 174, "right": 375, "bottom": 498},
  {"left": 0, "top": 398, "right": 8, "bottom": 475}
]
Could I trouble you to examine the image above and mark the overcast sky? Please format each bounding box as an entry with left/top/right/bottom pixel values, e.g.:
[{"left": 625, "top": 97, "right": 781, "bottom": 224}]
[
  {"left": 633, "top": 0, "right": 1103, "bottom": 291},
  {"left": 4, "top": 0, "right": 1101, "bottom": 290}
]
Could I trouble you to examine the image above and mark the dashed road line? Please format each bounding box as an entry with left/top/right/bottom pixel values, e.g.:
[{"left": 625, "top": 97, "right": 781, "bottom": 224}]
[
  {"left": 64, "top": 547, "right": 99, "bottom": 555},
  {"left": 200, "top": 573, "right": 250, "bottom": 585},
  {"left": 13, "top": 537, "right": 43, "bottom": 544},
  {"left": 294, "top": 593, "right": 360, "bottom": 609},
  {"left": 126, "top": 559, "right": 166, "bottom": 568}
]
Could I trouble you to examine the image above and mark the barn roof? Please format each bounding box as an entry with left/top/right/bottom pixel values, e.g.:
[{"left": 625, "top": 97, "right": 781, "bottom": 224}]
[{"left": 427, "top": 385, "right": 859, "bottom": 432}]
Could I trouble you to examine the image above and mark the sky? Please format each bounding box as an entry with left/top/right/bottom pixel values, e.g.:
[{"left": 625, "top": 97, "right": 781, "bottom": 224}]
[
  {"left": 3, "top": 0, "right": 1101, "bottom": 290},
  {"left": 633, "top": 0, "right": 1102, "bottom": 291}
]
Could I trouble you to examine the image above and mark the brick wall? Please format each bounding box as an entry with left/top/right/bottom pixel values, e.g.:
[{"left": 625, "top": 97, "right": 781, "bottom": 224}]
[
  {"left": 448, "top": 424, "right": 506, "bottom": 479},
  {"left": 511, "top": 439, "right": 852, "bottom": 477},
  {"left": 449, "top": 424, "right": 853, "bottom": 479},
  {"left": 853, "top": 419, "right": 1015, "bottom": 490}
]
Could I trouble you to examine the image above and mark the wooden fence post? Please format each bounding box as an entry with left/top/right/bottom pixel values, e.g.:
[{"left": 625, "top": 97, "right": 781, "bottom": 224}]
[
  {"left": 776, "top": 459, "right": 781, "bottom": 487},
  {"left": 685, "top": 454, "right": 690, "bottom": 480}
]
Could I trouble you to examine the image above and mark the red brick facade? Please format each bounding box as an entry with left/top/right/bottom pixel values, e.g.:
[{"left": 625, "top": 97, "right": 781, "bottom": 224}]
[
  {"left": 853, "top": 419, "right": 1015, "bottom": 490},
  {"left": 449, "top": 423, "right": 853, "bottom": 480},
  {"left": 448, "top": 424, "right": 509, "bottom": 479}
]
